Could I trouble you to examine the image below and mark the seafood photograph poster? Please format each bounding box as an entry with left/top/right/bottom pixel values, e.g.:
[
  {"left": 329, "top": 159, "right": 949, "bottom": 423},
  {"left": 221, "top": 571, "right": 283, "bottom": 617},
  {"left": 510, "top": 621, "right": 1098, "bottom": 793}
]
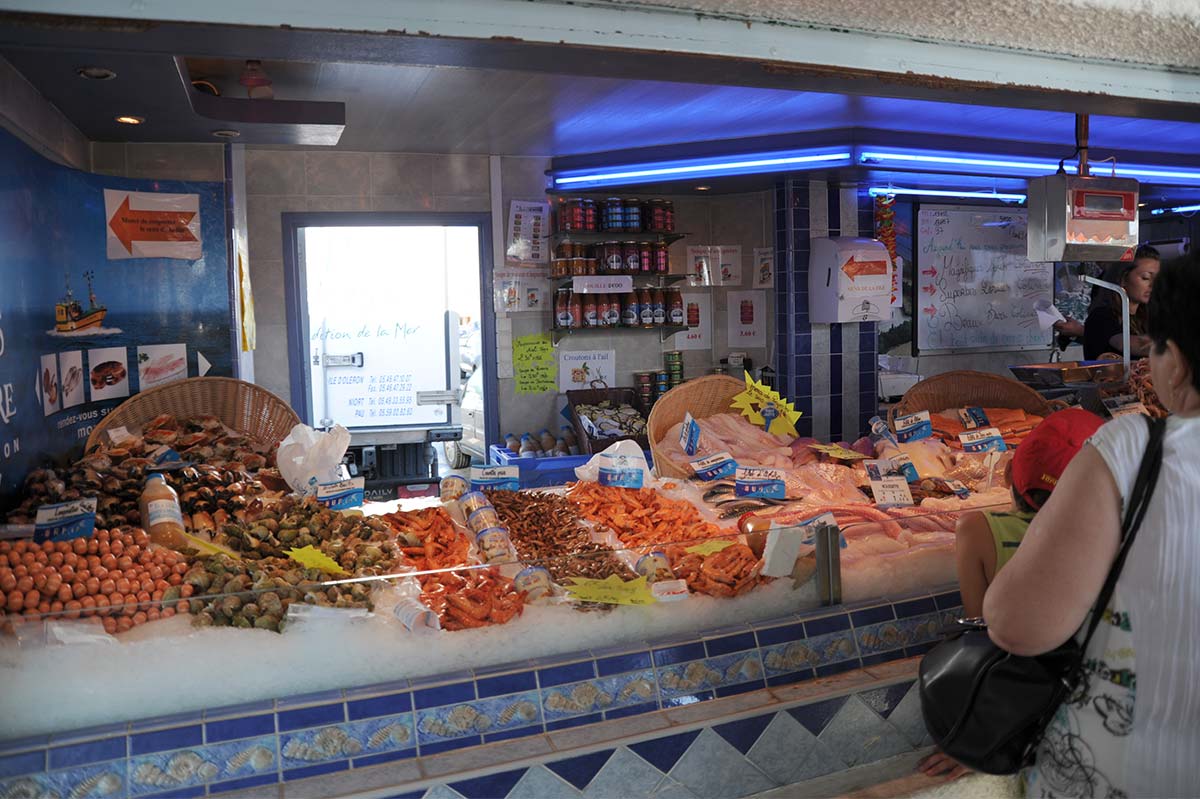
[{"left": 0, "top": 127, "right": 232, "bottom": 509}]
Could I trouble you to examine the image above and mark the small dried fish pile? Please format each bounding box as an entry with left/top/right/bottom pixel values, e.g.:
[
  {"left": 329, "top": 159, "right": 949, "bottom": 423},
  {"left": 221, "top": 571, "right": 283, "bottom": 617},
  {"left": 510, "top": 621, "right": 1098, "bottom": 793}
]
[
  {"left": 575, "top": 401, "right": 646, "bottom": 438},
  {"left": 484, "top": 489, "right": 634, "bottom": 582},
  {"left": 5, "top": 459, "right": 269, "bottom": 532}
]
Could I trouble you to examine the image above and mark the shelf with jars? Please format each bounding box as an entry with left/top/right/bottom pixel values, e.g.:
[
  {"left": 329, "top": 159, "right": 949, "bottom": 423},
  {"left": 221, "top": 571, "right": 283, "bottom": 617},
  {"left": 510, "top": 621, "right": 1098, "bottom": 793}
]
[{"left": 552, "top": 283, "right": 688, "bottom": 345}]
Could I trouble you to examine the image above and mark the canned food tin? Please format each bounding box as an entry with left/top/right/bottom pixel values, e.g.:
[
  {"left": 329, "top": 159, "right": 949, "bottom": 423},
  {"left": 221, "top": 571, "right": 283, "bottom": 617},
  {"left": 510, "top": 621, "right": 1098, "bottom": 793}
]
[
  {"left": 467, "top": 506, "right": 501, "bottom": 534},
  {"left": 622, "top": 241, "right": 640, "bottom": 272},
  {"left": 645, "top": 199, "right": 667, "bottom": 232},
  {"left": 638, "top": 241, "right": 653, "bottom": 273},
  {"left": 601, "top": 241, "right": 623, "bottom": 273},
  {"left": 459, "top": 491, "right": 492, "bottom": 516},
  {"left": 559, "top": 198, "right": 586, "bottom": 232},
  {"left": 663, "top": 350, "right": 682, "bottom": 363},
  {"left": 652, "top": 241, "right": 670, "bottom": 273},
  {"left": 602, "top": 197, "right": 624, "bottom": 232},
  {"left": 439, "top": 474, "right": 469, "bottom": 503},
  {"left": 581, "top": 198, "right": 598, "bottom": 232},
  {"left": 623, "top": 198, "right": 642, "bottom": 232},
  {"left": 655, "top": 371, "right": 669, "bottom": 382},
  {"left": 633, "top": 371, "right": 654, "bottom": 385}
]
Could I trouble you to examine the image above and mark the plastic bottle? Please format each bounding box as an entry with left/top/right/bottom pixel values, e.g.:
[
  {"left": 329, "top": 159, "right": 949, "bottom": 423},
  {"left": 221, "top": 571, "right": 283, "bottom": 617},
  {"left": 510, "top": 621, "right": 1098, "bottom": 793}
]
[
  {"left": 139, "top": 473, "right": 187, "bottom": 549},
  {"left": 621, "top": 292, "right": 639, "bottom": 328},
  {"left": 595, "top": 294, "right": 610, "bottom": 328},
  {"left": 503, "top": 433, "right": 520, "bottom": 453},
  {"left": 552, "top": 438, "right": 570, "bottom": 457},
  {"left": 583, "top": 294, "right": 599, "bottom": 328},
  {"left": 560, "top": 425, "right": 580, "bottom": 455},
  {"left": 638, "top": 288, "right": 654, "bottom": 327},
  {"left": 538, "top": 428, "right": 557, "bottom": 452},
  {"left": 518, "top": 434, "right": 540, "bottom": 459},
  {"left": 569, "top": 292, "right": 583, "bottom": 329},
  {"left": 651, "top": 288, "right": 666, "bottom": 326}
]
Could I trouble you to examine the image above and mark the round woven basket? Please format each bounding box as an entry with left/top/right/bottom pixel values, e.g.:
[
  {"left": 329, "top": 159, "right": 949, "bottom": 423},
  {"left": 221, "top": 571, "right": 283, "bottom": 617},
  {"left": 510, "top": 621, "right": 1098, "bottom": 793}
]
[
  {"left": 888, "top": 370, "right": 1055, "bottom": 426},
  {"left": 86, "top": 377, "right": 300, "bottom": 452},
  {"left": 647, "top": 375, "right": 746, "bottom": 478}
]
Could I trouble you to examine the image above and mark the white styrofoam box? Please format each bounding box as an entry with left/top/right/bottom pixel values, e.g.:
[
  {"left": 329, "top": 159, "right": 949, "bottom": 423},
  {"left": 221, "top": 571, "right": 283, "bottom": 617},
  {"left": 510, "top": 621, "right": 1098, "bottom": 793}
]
[
  {"left": 878, "top": 370, "right": 921, "bottom": 399},
  {"left": 808, "top": 237, "right": 891, "bottom": 324}
]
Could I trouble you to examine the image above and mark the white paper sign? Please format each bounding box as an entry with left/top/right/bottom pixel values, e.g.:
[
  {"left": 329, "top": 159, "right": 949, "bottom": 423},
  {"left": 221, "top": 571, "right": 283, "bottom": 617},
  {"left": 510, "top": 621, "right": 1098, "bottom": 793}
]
[
  {"left": 104, "top": 189, "right": 201, "bottom": 260},
  {"left": 715, "top": 245, "right": 743, "bottom": 286},
  {"left": 753, "top": 248, "right": 774, "bottom": 288},
  {"left": 572, "top": 276, "right": 632, "bottom": 294},
  {"left": 558, "top": 349, "right": 615, "bottom": 392},
  {"left": 674, "top": 292, "right": 711, "bottom": 351},
  {"left": 727, "top": 290, "right": 765, "bottom": 347},
  {"left": 687, "top": 246, "right": 713, "bottom": 286},
  {"left": 494, "top": 268, "right": 550, "bottom": 314},
  {"left": 505, "top": 200, "right": 549, "bottom": 264}
]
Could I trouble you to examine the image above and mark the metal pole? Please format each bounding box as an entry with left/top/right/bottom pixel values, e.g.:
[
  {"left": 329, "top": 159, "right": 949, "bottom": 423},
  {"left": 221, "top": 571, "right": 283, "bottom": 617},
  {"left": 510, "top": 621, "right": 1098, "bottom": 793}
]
[
  {"left": 1076, "top": 113, "right": 1090, "bottom": 177},
  {"left": 1084, "top": 275, "right": 1130, "bottom": 383}
]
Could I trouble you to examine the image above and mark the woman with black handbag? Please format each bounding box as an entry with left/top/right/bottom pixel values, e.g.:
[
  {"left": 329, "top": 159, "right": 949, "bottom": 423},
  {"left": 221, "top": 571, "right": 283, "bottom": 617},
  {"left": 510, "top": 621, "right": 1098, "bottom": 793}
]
[
  {"left": 992, "top": 255, "right": 1200, "bottom": 796},
  {"left": 920, "top": 255, "right": 1200, "bottom": 797}
]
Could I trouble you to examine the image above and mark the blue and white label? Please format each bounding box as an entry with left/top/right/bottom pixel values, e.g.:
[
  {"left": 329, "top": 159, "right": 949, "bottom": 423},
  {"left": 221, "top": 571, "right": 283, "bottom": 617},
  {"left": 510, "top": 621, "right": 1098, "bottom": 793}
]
[
  {"left": 958, "top": 406, "right": 990, "bottom": 430},
  {"left": 959, "top": 427, "right": 1008, "bottom": 453},
  {"left": 868, "top": 415, "right": 899, "bottom": 447},
  {"left": 470, "top": 466, "right": 520, "bottom": 492},
  {"left": 598, "top": 453, "right": 644, "bottom": 489},
  {"left": 679, "top": 412, "right": 701, "bottom": 456},
  {"left": 889, "top": 452, "right": 921, "bottom": 483},
  {"left": 894, "top": 411, "right": 933, "bottom": 443},
  {"left": 864, "top": 461, "right": 915, "bottom": 507},
  {"left": 150, "top": 446, "right": 184, "bottom": 468},
  {"left": 34, "top": 497, "right": 98, "bottom": 543},
  {"left": 690, "top": 451, "right": 737, "bottom": 481},
  {"left": 316, "top": 477, "right": 365, "bottom": 510},
  {"left": 735, "top": 467, "right": 786, "bottom": 500}
]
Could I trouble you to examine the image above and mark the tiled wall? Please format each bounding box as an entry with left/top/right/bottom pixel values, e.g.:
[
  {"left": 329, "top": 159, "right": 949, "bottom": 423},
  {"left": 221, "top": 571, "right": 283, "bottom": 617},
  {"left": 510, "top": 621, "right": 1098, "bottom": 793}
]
[
  {"left": 0, "top": 588, "right": 959, "bottom": 799},
  {"left": 775, "top": 179, "right": 879, "bottom": 442}
]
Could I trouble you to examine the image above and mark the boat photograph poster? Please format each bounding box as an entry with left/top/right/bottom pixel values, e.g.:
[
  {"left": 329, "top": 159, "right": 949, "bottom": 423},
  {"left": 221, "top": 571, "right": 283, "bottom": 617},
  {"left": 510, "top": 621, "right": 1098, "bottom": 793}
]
[{"left": 0, "top": 127, "right": 231, "bottom": 509}]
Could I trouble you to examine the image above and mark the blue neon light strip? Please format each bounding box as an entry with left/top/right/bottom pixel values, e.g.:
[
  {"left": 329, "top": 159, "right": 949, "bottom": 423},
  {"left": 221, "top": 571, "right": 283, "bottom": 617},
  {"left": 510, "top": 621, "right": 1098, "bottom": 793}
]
[
  {"left": 552, "top": 151, "right": 852, "bottom": 186},
  {"left": 868, "top": 186, "right": 1026, "bottom": 202},
  {"left": 1150, "top": 203, "right": 1200, "bottom": 215},
  {"left": 861, "top": 150, "right": 1200, "bottom": 184}
]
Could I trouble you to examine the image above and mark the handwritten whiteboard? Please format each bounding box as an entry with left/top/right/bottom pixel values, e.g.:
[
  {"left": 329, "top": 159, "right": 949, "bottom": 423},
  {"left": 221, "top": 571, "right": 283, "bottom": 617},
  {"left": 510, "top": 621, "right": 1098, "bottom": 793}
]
[{"left": 915, "top": 206, "right": 1054, "bottom": 353}]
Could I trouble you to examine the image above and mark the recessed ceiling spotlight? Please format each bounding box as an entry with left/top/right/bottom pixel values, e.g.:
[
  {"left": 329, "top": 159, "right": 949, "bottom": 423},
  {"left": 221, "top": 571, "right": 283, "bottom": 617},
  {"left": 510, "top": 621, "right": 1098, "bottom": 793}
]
[
  {"left": 77, "top": 66, "right": 116, "bottom": 80},
  {"left": 192, "top": 79, "right": 220, "bottom": 96},
  {"left": 212, "top": 129, "right": 240, "bottom": 139},
  {"left": 114, "top": 115, "right": 144, "bottom": 125},
  {"left": 695, "top": 185, "right": 711, "bottom": 191}
]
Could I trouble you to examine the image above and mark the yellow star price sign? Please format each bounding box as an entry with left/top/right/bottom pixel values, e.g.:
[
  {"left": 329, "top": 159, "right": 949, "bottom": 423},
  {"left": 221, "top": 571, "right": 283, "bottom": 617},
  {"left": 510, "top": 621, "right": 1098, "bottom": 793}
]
[{"left": 730, "top": 371, "right": 802, "bottom": 438}]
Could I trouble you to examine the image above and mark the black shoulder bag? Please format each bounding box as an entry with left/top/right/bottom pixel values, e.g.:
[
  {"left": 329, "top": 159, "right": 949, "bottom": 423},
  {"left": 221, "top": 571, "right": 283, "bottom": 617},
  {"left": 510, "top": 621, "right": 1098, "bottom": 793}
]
[{"left": 918, "top": 415, "right": 1166, "bottom": 775}]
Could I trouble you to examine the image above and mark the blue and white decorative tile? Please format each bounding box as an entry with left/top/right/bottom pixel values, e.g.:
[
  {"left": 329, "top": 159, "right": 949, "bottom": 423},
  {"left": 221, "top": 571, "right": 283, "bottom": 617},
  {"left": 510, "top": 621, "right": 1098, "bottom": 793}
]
[
  {"left": 545, "top": 749, "right": 615, "bottom": 791},
  {"left": 421, "top": 785, "right": 466, "bottom": 799},
  {"left": 656, "top": 658, "right": 724, "bottom": 699},
  {"left": 667, "top": 728, "right": 776, "bottom": 799},
  {"left": 280, "top": 714, "right": 414, "bottom": 769},
  {"left": 900, "top": 614, "right": 942, "bottom": 647},
  {"left": 541, "top": 671, "right": 657, "bottom": 721},
  {"left": 629, "top": 730, "right": 701, "bottom": 775},
  {"left": 816, "top": 695, "right": 914, "bottom": 768},
  {"left": 416, "top": 692, "right": 541, "bottom": 744},
  {"left": 0, "top": 763, "right": 124, "bottom": 799},
  {"left": 129, "top": 735, "right": 277, "bottom": 796},
  {"left": 760, "top": 640, "right": 817, "bottom": 676},
  {"left": 853, "top": 620, "right": 907, "bottom": 656},
  {"left": 503, "top": 765, "right": 582, "bottom": 799},
  {"left": 804, "top": 631, "right": 859, "bottom": 667},
  {"left": 581, "top": 747, "right": 665, "bottom": 799},
  {"left": 704, "top": 651, "right": 765, "bottom": 690},
  {"left": 713, "top": 714, "right": 774, "bottom": 756}
]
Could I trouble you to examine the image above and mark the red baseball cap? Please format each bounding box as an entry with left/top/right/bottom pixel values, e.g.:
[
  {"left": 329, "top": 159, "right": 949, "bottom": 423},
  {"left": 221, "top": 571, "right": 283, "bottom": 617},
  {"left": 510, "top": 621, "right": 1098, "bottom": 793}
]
[{"left": 1011, "top": 408, "right": 1105, "bottom": 509}]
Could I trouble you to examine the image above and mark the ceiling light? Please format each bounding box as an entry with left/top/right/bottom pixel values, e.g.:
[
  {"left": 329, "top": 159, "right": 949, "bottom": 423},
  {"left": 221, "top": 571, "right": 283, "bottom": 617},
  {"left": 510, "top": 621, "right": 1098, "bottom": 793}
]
[
  {"left": 77, "top": 66, "right": 116, "bottom": 80},
  {"left": 192, "top": 79, "right": 221, "bottom": 97},
  {"left": 695, "top": 185, "right": 711, "bottom": 191},
  {"left": 859, "top": 148, "right": 1200, "bottom": 186},
  {"left": 553, "top": 149, "right": 852, "bottom": 189},
  {"left": 868, "top": 186, "right": 1026, "bottom": 203},
  {"left": 212, "top": 129, "right": 240, "bottom": 139},
  {"left": 1150, "top": 203, "right": 1200, "bottom": 216},
  {"left": 114, "top": 115, "right": 144, "bottom": 125}
]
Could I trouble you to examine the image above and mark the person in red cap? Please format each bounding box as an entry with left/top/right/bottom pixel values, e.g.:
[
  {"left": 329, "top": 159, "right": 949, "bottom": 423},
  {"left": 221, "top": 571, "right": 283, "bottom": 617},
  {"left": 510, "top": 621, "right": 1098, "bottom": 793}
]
[
  {"left": 955, "top": 407, "right": 1105, "bottom": 619},
  {"left": 919, "top": 407, "right": 1105, "bottom": 781}
]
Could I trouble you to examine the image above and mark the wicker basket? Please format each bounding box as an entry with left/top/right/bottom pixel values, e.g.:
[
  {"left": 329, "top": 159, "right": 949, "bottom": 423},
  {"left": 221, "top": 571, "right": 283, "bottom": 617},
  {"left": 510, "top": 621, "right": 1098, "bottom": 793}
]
[
  {"left": 888, "top": 370, "right": 1055, "bottom": 426},
  {"left": 647, "top": 375, "right": 746, "bottom": 478},
  {"left": 86, "top": 377, "right": 300, "bottom": 452}
]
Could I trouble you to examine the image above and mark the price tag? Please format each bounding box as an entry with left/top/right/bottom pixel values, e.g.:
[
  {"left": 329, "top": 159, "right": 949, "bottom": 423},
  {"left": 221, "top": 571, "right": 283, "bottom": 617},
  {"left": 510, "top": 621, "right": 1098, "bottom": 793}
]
[
  {"left": 680, "top": 412, "right": 701, "bottom": 456},
  {"left": 807, "top": 443, "right": 869, "bottom": 461},
  {"left": 689, "top": 451, "right": 737, "bottom": 481},
  {"left": 286, "top": 545, "right": 349, "bottom": 575},
  {"left": 150, "top": 446, "right": 183, "bottom": 467},
  {"left": 102, "top": 426, "right": 134, "bottom": 447},
  {"left": 685, "top": 538, "right": 737, "bottom": 556},
  {"left": 735, "top": 467, "right": 786, "bottom": 500},
  {"left": 761, "top": 524, "right": 804, "bottom": 578},
  {"left": 598, "top": 453, "right": 644, "bottom": 489},
  {"left": 316, "top": 477, "right": 365, "bottom": 510},
  {"left": 572, "top": 275, "right": 633, "bottom": 294},
  {"left": 650, "top": 579, "right": 690, "bottom": 602},
  {"left": 864, "top": 460, "right": 915, "bottom": 507},
  {"left": 565, "top": 574, "right": 656, "bottom": 605},
  {"left": 894, "top": 411, "right": 933, "bottom": 443},
  {"left": 34, "top": 498, "right": 97, "bottom": 543},
  {"left": 959, "top": 428, "right": 1008, "bottom": 453},
  {"left": 1102, "top": 395, "right": 1149, "bottom": 419},
  {"left": 958, "top": 407, "right": 991, "bottom": 430},
  {"left": 470, "top": 466, "right": 520, "bottom": 492}
]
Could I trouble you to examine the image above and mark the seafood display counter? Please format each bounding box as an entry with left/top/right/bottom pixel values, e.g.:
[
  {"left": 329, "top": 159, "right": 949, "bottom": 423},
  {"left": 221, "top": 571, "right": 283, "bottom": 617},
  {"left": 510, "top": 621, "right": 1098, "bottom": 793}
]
[{"left": 0, "top": 404, "right": 1018, "bottom": 799}]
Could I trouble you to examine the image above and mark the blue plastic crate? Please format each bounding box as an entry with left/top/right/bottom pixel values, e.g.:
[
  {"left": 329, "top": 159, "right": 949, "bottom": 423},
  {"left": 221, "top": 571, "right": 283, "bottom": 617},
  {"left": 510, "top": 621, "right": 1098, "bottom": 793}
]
[{"left": 488, "top": 446, "right": 654, "bottom": 489}]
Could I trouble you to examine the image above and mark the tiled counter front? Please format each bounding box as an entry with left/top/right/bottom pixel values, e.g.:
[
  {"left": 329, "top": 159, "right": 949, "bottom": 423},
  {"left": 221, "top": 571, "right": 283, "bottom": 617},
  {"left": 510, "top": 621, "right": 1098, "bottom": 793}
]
[{"left": 0, "top": 590, "right": 960, "bottom": 799}]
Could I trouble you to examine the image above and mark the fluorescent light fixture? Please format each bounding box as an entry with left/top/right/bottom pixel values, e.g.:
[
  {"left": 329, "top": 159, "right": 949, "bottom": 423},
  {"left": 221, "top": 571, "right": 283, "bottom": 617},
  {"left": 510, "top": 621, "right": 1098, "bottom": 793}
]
[
  {"left": 868, "top": 186, "right": 1026, "bottom": 202},
  {"left": 860, "top": 149, "right": 1200, "bottom": 185},
  {"left": 552, "top": 150, "right": 851, "bottom": 188},
  {"left": 1150, "top": 203, "right": 1200, "bottom": 215}
]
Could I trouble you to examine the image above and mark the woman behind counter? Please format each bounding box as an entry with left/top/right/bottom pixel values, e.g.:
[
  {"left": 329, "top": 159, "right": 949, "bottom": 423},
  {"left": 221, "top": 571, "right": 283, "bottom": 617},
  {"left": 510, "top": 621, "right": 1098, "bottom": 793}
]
[{"left": 1082, "top": 244, "right": 1160, "bottom": 360}]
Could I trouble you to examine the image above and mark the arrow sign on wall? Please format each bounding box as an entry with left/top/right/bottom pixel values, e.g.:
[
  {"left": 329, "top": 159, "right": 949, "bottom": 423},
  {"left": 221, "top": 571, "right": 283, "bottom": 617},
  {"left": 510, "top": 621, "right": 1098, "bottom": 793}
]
[
  {"left": 841, "top": 255, "right": 889, "bottom": 282},
  {"left": 103, "top": 189, "right": 202, "bottom": 260}
]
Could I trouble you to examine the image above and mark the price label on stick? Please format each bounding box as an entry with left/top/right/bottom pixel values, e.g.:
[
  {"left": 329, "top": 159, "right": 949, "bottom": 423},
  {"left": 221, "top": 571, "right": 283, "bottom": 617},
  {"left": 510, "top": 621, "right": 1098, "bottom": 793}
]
[
  {"left": 808, "top": 443, "right": 869, "bottom": 461},
  {"left": 690, "top": 451, "right": 736, "bottom": 481},
  {"left": 1102, "top": 395, "right": 1149, "bottom": 419},
  {"left": 735, "top": 467, "right": 786, "bottom": 500},
  {"left": 565, "top": 574, "right": 656, "bottom": 605},
  {"left": 864, "top": 460, "right": 915, "bottom": 507},
  {"left": 959, "top": 427, "right": 1007, "bottom": 453},
  {"left": 679, "top": 412, "right": 701, "bottom": 456},
  {"left": 894, "top": 411, "right": 932, "bottom": 443}
]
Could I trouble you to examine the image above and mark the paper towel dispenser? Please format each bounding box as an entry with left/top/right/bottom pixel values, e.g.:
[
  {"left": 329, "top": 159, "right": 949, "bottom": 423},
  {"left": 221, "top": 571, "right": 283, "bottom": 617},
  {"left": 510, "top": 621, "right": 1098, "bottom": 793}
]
[
  {"left": 1027, "top": 174, "right": 1139, "bottom": 262},
  {"left": 808, "top": 237, "right": 892, "bottom": 323}
]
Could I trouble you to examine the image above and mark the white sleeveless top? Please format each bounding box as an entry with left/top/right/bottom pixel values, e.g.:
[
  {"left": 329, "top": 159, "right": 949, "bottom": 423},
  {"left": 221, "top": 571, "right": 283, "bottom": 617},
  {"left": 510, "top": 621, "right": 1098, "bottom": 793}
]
[{"left": 1025, "top": 414, "right": 1200, "bottom": 798}]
